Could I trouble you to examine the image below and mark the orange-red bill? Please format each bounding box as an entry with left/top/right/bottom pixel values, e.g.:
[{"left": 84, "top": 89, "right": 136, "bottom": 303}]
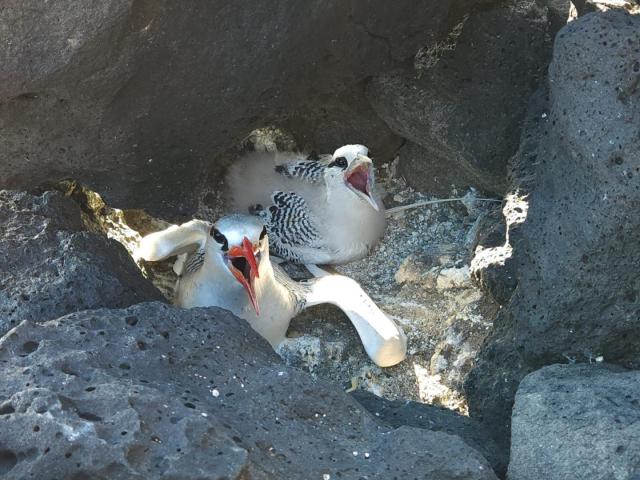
[
  {"left": 230, "top": 267, "right": 259, "bottom": 315},
  {"left": 228, "top": 236, "right": 260, "bottom": 315}
]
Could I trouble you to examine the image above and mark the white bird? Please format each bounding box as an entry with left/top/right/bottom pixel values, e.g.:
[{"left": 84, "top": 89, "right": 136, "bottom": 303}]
[
  {"left": 226, "top": 144, "right": 386, "bottom": 265},
  {"left": 135, "top": 214, "right": 406, "bottom": 367}
]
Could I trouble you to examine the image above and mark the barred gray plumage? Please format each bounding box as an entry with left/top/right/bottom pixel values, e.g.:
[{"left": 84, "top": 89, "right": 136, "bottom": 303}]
[
  {"left": 183, "top": 248, "right": 205, "bottom": 275},
  {"left": 275, "top": 160, "right": 326, "bottom": 183},
  {"left": 253, "top": 191, "right": 325, "bottom": 262}
]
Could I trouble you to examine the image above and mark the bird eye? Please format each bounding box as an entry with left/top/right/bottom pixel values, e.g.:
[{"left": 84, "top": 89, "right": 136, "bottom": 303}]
[
  {"left": 329, "top": 156, "right": 348, "bottom": 169},
  {"left": 259, "top": 226, "right": 267, "bottom": 240},
  {"left": 210, "top": 227, "right": 228, "bottom": 251}
]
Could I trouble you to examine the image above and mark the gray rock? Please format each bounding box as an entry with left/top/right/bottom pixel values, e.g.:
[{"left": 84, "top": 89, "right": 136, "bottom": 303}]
[
  {"left": 508, "top": 363, "right": 640, "bottom": 480},
  {"left": 396, "top": 141, "right": 481, "bottom": 197},
  {"left": 0, "top": 190, "right": 162, "bottom": 336},
  {"left": 282, "top": 88, "right": 404, "bottom": 166},
  {"left": 509, "top": 9, "right": 640, "bottom": 367},
  {"left": 466, "top": 9, "right": 640, "bottom": 450},
  {"left": 0, "top": 302, "right": 499, "bottom": 479},
  {"left": 366, "top": 3, "right": 554, "bottom": 195},
  {"left": 0, "top": 0, "right": 484, "bottom": 218},
  {"left": 352, "top": 390, "right": 508, "bottom": 477}
]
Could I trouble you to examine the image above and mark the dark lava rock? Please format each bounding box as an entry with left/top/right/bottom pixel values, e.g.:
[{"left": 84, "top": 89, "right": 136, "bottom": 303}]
[
  {"left": 510, "top": 10, "right": 640, "bottom": 366},
  {"left": 466, "top": 9, "right": 640, "bottom": 451},
  {"left": 0, "top": 190, "right": 162, "bottom": 336},
  {"left": 0, "top": 302, "right": 498, "bottom": 480},
  {"left": 282, "top": 87, "right": 405, "bottom": 166},
  {"left": 0, "top": 0, "right": 485, "bottom": 218},
  {"left": 508, "top": 363, "right": 640, "bottom": 480},
  {"left": 352, "top": 390, "right": 508, "bottom": 477},
  {"left": 394, "top": 140, "right": 483, "bottom": 197},
  {"left": 366, "top": 2, "right": 554, "bottom": 196}
]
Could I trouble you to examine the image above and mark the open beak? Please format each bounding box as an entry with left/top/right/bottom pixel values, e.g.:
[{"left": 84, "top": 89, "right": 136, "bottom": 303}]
[
  {"left": 227, "top": 236, "right": 261, "bottom": 315},
  {"left": 344, "top": 155, "right": 380, "bottom": 211}
]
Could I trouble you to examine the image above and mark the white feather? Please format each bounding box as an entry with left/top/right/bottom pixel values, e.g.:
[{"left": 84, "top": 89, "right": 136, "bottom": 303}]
[
  {"left": 333, "top": 144, "right": 368, "bottom": 159},
  {"left": 305, "top": 265, "right": 407, "bottom": 367},
  {"left": 134, "top": 220, "right": 210, "bottom": 261}
]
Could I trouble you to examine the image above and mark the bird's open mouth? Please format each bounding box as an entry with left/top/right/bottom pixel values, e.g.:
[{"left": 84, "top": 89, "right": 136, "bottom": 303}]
[
  {"left": 227, "top": 237, "right": 260, "bottom": 315},
  {"left": 231, "top": 256, "right": 251, "bottom": 282},
  {"left": 345, "top": 161, "right": 380, "bottom": 211},
  {"left": 346, "top": 165, "right": 370, "bottom": 195}
]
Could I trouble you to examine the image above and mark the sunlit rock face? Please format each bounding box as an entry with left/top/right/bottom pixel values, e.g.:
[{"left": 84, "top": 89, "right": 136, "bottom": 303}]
[
  {"left": 511, "top": 9, "right": 640, "bottom": 366},
  {"left": 0, "top": 0, "right": 487, "bottom": 218},
  {"left": 467, "top": 9, "right": 640, "bottom": 450}
]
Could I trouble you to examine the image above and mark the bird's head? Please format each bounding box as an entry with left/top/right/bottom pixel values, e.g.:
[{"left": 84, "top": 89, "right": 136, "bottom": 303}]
[
  {"left": 208, "top": 214, "right": 268, "bottom": 315},
  {"left": 325, "top": 144, "right": 380, "bottom": 211}
]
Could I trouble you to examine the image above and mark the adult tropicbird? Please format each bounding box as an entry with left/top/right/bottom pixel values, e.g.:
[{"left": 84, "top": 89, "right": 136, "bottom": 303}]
[{"left": 135, "top": 214, "right": 406, "bottom": 367}]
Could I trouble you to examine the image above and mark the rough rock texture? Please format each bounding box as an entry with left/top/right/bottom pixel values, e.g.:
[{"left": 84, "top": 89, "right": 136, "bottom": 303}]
[
  {"left": 0, "top": 190, "right": 162, "bottom": 336},
  {"left": 0, "top": 302, "right": 498, "bottom": 480},
  {"left": 0, "top": 0, "right": 487, "bottom": 218},
  {"left": 281, "top": 88, "right": 405, "bottom": 165},
  {"left": 366, "top": 2, "right": 554, "bottom": 196},
  {"left": 466, "top": 9, "right": 640, "bottom": 450},
  {"left": 508, "top": 364, "right": 640, "bottom": 480},
  {"left": 282, "top": 177, "right": 500, "bottom": 413},
  {"left": 509, "top": 10, "right": 640, "bottom": 365},
  {"left": 352, "top": 390, "right": 508, "bottom": 477}
]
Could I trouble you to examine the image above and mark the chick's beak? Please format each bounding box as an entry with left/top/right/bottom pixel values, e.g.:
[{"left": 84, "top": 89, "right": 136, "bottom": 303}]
[
  {"left": 228, "top": 236, "right": 260, "bottom": 315},
  {"left": 345, "top": 155, "right": 380, "bottom": 211}
]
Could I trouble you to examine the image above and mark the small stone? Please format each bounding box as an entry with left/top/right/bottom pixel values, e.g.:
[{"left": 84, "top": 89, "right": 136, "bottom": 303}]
[
  {"left": 436, "top": 266, "right": 471, "bottom": 290},
  {"left": 394, "top": 256, "right": 423, "bottom": 284}
]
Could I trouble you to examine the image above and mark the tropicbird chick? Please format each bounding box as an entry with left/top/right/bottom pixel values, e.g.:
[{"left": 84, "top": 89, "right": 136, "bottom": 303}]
[
  {"left": 135, "top": 214, "right": 406, "bottom": 367},
  {"left": 226, "top": 144, "right": 386, "bottom": 265}
]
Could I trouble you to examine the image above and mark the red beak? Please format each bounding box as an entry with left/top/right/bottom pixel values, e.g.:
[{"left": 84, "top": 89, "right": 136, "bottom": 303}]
[{"left": 228, "top": 236, "right": 260, "bottom": 315}]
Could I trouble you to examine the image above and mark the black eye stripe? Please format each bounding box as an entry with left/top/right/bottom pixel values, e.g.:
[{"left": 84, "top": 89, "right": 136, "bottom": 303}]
[
  {"left": 259, "top": 226, "right": 267, "bottom": 240},
  {"left": 210, "top": 227, "right": 228, "bottom": 251},
  {"left": 328, "top": 156, "right": 348, "bottom": 169}
]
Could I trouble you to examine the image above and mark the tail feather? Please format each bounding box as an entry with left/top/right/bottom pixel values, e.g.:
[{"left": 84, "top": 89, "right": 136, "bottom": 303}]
[
  {"left": 135, "top": 220, "right": 210, "bottom": 262},
  {"left": 305, "top": 272, "right": 407, "bottom": 367}
]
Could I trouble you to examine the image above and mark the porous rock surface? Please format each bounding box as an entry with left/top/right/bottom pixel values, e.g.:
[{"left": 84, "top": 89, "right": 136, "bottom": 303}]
[
  {"left": 466, "top": 9, "right": 640, "bottom": 448},
  {"left": 353, "top": 390, "right": 507, "bottom": 477},
  {"left": 508, "top": 364, "right": 640, "bottom": 480},
  {"left": 0, "top": 0, "right": 487, "bottom": 217},
  {"left": 366, "top": 2, "right": 555, "bottom": 195},
  {"left": 0, "top": 302, "right": 498, "bottom": 480},
  {"left": 0, "top": 190, "right": 162, "bottom": 336}
]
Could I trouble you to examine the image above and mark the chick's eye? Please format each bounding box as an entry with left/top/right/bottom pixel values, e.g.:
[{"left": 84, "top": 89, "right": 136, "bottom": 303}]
[
  {"left": 259, "top": 226, "right": 267, "bottom": 240},
  {"left": 329, "top": 156, "right": 348, "bottom": 169},
  {"left": 211, "top": 227, "right": 228, "bottom": 251}
]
